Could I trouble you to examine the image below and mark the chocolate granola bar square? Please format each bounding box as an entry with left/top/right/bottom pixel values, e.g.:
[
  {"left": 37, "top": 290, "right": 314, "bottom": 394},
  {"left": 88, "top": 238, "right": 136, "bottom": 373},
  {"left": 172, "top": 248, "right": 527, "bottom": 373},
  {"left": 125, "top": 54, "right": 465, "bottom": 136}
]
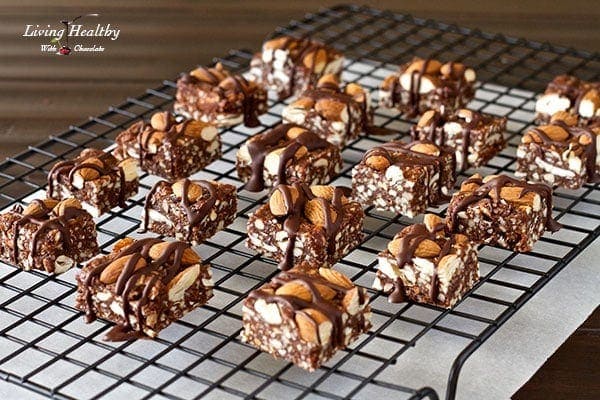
[
  {"left": 236, "top": 123, "right": 343, "bottom": 192},
  {"left": 282, "top": 74, "right": 373, "bottom": 147},
  {"left": 352, "top": 140, "right": 456, "bottom": 217},
  {"left": 446, "top": 174, "right": 561, "bottom": 252},
  {"left": 249, "top": 35, "right": 344, "bottom": 100},
  {"left": 535, "top": 75, "right": 600, "bottom": 127},
  {"left": 379, "top": 58, "right": 476, "bottom": 117},
  {"left": 410, "top": 109, "right": 506, "bottom": 171},
  {"left": 246, "top": 184, "right": 364, "bottom": 271},
  {"left": 47, "top": 148, "right": 138, "bottom": 217},
  {"left": 515, "top": 116, "right": 600, "bottom": 189},
  {"left": 75, "top": 237, "right": 213, "bottom": 341},
  {"left": 114, "top": 111, "right": 221, "bottom": 180},
  {"left": 373, "top": 214, "right": 479, "bottom": 308},
  {"left": 0, "top": 198, "right": 98, "bottom": 274},
  {"left": 174, "top": 63, "right": 268, "bottom": 127},
  {"left": 241, "top": 264, "right": 371, "bottom": 371},
  {"left": 142, "top": 178, "right": 237, "bottom": 245}
]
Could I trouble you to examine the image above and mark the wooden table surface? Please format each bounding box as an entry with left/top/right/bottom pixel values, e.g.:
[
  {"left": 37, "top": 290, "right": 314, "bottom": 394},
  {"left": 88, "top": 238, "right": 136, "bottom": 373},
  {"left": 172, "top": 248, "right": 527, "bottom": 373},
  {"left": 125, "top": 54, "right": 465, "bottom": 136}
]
[{"left": 0, "top": 1, "right": 599, "bottom": 398}]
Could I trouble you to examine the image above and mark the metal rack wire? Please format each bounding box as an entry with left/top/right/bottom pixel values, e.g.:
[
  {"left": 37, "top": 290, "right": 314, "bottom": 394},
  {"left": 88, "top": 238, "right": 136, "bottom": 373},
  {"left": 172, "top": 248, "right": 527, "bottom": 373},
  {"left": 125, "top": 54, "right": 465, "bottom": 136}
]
[{"left": 0, "top": 4, "right": 598, "bottom": 400}]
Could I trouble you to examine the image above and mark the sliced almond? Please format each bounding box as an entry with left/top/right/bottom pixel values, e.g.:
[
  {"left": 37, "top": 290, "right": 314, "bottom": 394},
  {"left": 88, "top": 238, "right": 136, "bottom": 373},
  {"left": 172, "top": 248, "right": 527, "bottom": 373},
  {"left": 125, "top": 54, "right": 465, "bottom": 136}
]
[
  {"left": 423, "top": 214, "right": 443, "bottom": 232},
  {"left": 405, "top": 59, "right": 442, "bottom": 75},
  {"left": 269, "top": 185, "right": 299, "bottom": 216},
  {"left": 275, "top": 281, "right": 312, "bottom": 302},
  {"left": 414, "top": 239, "right": 442, "bottom": 258},
  {"left": 167, "top": 264, "right": 200, "bottom": 302},
  {"left": 410, "top": 142, "right": 440, "bottom": 156},
  {"left": 304, "top": 199, "right": 336, "bottom": 227},
  {"left": 53, "top": 198, "right": 82, "bottom": 216},
  {"left": 296, "top": 308, "right": 332, "bottom": 344},
  {"left": 148, "top": 242, "right": 201, "bottom": 265},
  {"left": 318, "top": 267, "right": 353, "bottom": 289},
  {"left": 172, "top": 180, "right": 203, "bottom": 202},
  {"left": 365, "top": 154, "right": 390, "bottom": 171},
  {"left": 100, "top": 254, "right": 147, "bottom": 284}
]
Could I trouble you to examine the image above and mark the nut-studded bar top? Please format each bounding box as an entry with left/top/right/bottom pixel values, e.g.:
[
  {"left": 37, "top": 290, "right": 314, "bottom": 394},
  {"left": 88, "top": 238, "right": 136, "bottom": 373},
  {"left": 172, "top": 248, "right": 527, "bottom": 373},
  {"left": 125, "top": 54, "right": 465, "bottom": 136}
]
[{"left": 535, "top": 75, "right": 600, "bottom": 126}]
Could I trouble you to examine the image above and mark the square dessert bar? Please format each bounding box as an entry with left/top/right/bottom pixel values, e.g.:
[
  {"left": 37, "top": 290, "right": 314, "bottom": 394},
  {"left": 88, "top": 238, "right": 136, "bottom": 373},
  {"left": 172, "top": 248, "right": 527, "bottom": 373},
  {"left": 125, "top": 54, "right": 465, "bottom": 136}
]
[
  {"left": 282, "top": 74, "right": 374, "bottom": 147},
  {"left": 379, "top": 58, "right": 476, "bottom": 117},
  {"left": 446, "top": 174, "right": 561, "bottom": 252},
  {"left": 241, "top": 264, "right": 371, "bottom": 371},
  {"left": 48, "top": 148, "right": 138, "bottom": 217},
  {"left": 515, "top": 116, "right": 600, "bottom": 189},
  {"left": 236, "top": 123, "right": 343, "bottom": 192},
  {"left": 0, "top": 198, "right": 98, "bottom": 274},
  {"left": 249, "top": 35, "right": 344, "bottom": 100},
  {"left": 535, "top": 75, "right": 600, "bottom": 126},
  {"left": 373, "top": 214, "right": 479, "bottom": 308},
  {"left": 76, "top": 237, "right": 213, "bottom": 341},
  {"left": 246, "top": 184, "right": 364, "bottom": 271},
  {"left": 411, "top": 108, "right": 507, "bottom": 171},
  {"left": 352, "top": 140, "right": 456, "bottom": 217},
  {"left": 114, "top": 111, "right": 221, "bottom": 180},
  {"left": 174, "top": 63, "right": 268, "bottom": 127},
  {"left": 142, "top": 178, "right": 237, "bottom": 245}
]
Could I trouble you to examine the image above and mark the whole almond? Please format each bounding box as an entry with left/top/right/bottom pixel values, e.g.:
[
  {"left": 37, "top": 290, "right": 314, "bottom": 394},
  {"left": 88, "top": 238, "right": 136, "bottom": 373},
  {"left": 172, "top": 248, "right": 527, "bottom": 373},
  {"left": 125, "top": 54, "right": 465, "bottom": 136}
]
[
  {"left": 182, "top": 120, "right": 209, "bottom": 138},
  {"left": 148, "top": 242, "right": 201, "bottom": 265},
  {"left": 295, "top": 308, "right": 331, "bottom": 344},
  {"left": 269, "top": 185, "right": 299, "bottom": 216},
  {"left": 291, "top": 97, "right": 314, "bottom": 110},
  {"left": 310, "top": 185, "right": 334, "bottom": 200},
  {"left": 318, "top": 267, "right": 353, "bottom": 289},
  {"left": 315, "top": 98, "right": 346, "bottom": 120},
  {"left": 522, "top": 130, "right": 542, "bottom": 144},
  {"left": 23, "top": 199, "right": 59, "bottom": 216},
  {"left": 167, "top": 264, "right": 200, "bottom": 302},
  {"left": 440, "top": 62, "right": 465, "bottom": 78},
  {"left": 53, "top": 198, "right": 82, "bottom": 216},
  {"left": 366, "top": 155, "right": 390, "bottom": 171},
  {"left": 275, "top": 281, "right": 312, "bottom": 302},
  {"left": 405, "top": 59, "right": 442, "bottom": 75},
  {"left": 141, "top": 130, "right": 165, "bottom": 153},
  {"left": 387, "top": 238, "right": 402, "bottom": 256},
  {"left": 150, "top": 111, "right": 171, "bottom": 131},
  {"left": 539, "top": 125, "right": 569, "bottom": 142},
  {"left": 317, "top": 74, "right": 339, "bottom": 88},
  {"left": 579, "top": 133, "right": 593, "bottom": 146},
  {"left": 100, "top": 254, "right": 147, "bottom": 284},
  {"left": 410, "top": 142, "right": 440, "bottom": 156},
  {"left": 113, "top": 237, "right": 135, "bottom": 253},
  {"left": 423, "top": 214, "right": 443, "bottom": 232},
  {"left": 304, "top": 199, "right": 337, "bottom": 227},
  {"left": 303, "top": 48, "right": 327, "bottom": 73},
  {"left": 286, "top": 126, "right": 308, "bottom": 139},
  {"left": 414, "top": 239, "right": 442, "bottom": 258},
  {"left": 263, "top": 36, "right": 289, "bottom": 50},
  {"left": 294, "top": 145, "right": 308, "bottom": 159},
  {"left": 492, "top": 186, "right": 538, "bottom": 208},
  {"left": 345, "top": 83, "right": 364, "bottom": 98},
  {"left": 342, "top": 287, "right": 360, "bottom": 315},
  {"left": 550, "top": 111, "right": 578, "bottom": 126},
  {"left": 417, "top": 110, "right": 437, "bottom": 127},
  {"left": 172, "top": 180, "right": 203, "bottom": 202}
]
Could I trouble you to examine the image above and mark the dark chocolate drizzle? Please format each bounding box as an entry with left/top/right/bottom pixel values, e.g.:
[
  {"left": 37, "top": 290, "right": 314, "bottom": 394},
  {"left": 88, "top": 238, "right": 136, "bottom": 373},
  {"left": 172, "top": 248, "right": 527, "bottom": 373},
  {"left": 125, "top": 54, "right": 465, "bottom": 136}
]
[
  {"left": 141, "top": 179, "right": 217, "bottom": 241},
  {"left": 248, "top": 269, "right": 359, "bottom": 348},
  {"left": 244, "top": 123, "right": 331, "bottom": 192},
  {"left": 272, "top": 183, "right": 349, "bottom": 271},
  {"left": 9, "top": 200, "right": 87, "bottom": 271},
  {"left": 388, "top": 222, "right": 450, "bottom": 304},
  {"left": 529, "top": 121, "right": 600, "bottom": 183},
  {"left": 447, "top": 175, "right": 562, "bottom": 233},
  {"left": 48, "top": 150, "right": 128, "bottom": 207},
  {"left": 363, "top": 140, "right": 453, "bottom": 205},
  {"left": 83, "top": 238, "right": 196, "bottom": 341},
  {"left": 179, "top": 65, "right": 261, "bottom": 127}
]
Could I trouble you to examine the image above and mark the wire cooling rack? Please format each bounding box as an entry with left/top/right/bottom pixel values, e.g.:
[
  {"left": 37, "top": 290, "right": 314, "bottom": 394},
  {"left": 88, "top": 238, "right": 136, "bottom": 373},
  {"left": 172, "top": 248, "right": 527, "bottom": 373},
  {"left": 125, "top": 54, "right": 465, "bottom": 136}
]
[{"left": 0, "top": 4, "right": 599, "bottom": 400}]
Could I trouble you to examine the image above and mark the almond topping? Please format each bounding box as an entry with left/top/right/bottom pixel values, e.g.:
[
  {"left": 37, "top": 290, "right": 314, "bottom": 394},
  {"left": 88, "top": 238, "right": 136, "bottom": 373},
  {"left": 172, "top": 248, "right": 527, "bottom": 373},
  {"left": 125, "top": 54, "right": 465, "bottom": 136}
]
[
  {"left": 410, "top": 142, "right": 440, "bottom": 156},
  {"left": 148, "top": 242, "right": 200, "bottom": 265},
  {"left": 423, "top": 214, "right": 443, "bottom": 232},
  {"left": 539, "top": 125, "right": 569, "bottom": 142},
  {"left": 522, "top": 130, "right": 543, "bottom": 144},
  {"left": 275, "top": 281, "right": 312, "bottom": 302},
  {"left": 100, "top": 254, "right": 147, "bottom": 284},
  {"left": 269, "top": 185, "right": 299, "bottom": 216},
  {"left": 286, "top": 126, "right": 307, "bottom": 139},
  {"left": 113, "top": 237, "right": 135, "bottom": 253},
  {"left": 342, "top": 287, "right": 360, "bottom": 315},
  {"left": 182, "top": 120, "right": 209, "bottom": 138},
  {"left": 365, "top": 155, "right": 390, "bottom": 171},
  {"left": 490, "top": 186, "right": 537, "bottom": 207},
  {"left": 171, "top": 180, "right": 203, "bottom": 202},
  {"left": 345, "top": 83, "right": 364, "bottom": 99},
  {"left": 579, "top": 133, "right": 593, "bottom": 146},
  {"left": 291, "top": 97, "right": 314, "bottom": 110},
  {"left": 150, "top": 111, "right": 172, "bottom": 131},
  {"left": 318, "top": 267, "right": 353, "bottom": 289},
  {"left": 406, "top": 59, "right": 442, "bottom": 75},
  {"left": 303, "top": 48, "right": 328, "bottom": 73},
  {"left": 315, "top": 98, "right": 346, "bottom": 120},
  {"left": 167, "top": 265, "right": 200, "bottom": 302},
  {"left": 295, "top": 308, "right": 331, "bottom": 344},
  {"left": 310, "top": 185, "right": 334, "bottom": 200},
  {"left": 417, "top": 110, "right": 437, "bottom": 127},
  {"left": 53, "top": 198, "right": 82, "bottom": 216},
  {"left": 23, "top": 199, "right": 59, "bottom": 216},
  {"left": 317, "top": 74, "right": 339, "bottom": 88},
  {"left": 440, "top": 62, "right": 465, "bottom": 78},
  {"left": 304, "top": 199, "right": 337, "bottom": 227},
  {"left": 414, "top": 239, "right": 442, "bottom": 258},
  {"left": 550, "top": 111, "right": 578, "bottom": 126}
]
